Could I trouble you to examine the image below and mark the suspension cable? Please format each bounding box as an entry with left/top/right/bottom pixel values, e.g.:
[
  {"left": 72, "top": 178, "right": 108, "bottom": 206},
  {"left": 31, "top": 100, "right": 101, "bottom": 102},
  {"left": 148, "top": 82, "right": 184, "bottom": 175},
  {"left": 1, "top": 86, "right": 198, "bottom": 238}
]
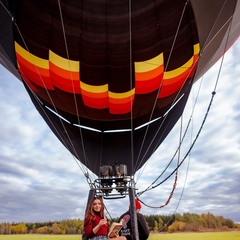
[
  {"left": 136, "top": 73, "right": 204, "bottom": 192},
  {"left": 137, "top": 29, "right": 231, "bottom": 197},
  {"left": 200, "top": 0, "right": 229, "bottom": 52},
  {"left": 137, "top": 89, "right": 216, "bottom": 207},
  {"left": 128, "top": 0, "right": 135, "bottom": 173},
  {"left": 8, "top": 2, "right": 95, "bottom": 185},
  {"left": 136, "top": 0, "right": 234, "bottom": 191},
  {"left": 134, "top": 1, "right": 189, "bottom": 173},
  {"left": 57, "top": 0, "right": 94, "bottom": 179}
]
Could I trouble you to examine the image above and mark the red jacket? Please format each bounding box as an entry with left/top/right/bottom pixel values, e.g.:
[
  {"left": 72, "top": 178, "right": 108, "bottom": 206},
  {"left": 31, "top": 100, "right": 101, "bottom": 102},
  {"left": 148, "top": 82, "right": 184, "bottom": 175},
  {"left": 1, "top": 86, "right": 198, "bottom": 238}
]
[{"left": 84, "top": 214, "right": 109, "bottom": 238}]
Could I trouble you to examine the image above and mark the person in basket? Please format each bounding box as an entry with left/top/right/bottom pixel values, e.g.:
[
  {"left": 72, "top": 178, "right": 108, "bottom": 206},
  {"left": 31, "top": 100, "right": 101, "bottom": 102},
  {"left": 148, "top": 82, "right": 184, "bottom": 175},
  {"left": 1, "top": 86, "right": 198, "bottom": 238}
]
[
  {"left": 119, "top": 199, "right": 149, "bottom": 240},
  {"left": 84, "top": 196, "right": 126, "bottom": 240}
]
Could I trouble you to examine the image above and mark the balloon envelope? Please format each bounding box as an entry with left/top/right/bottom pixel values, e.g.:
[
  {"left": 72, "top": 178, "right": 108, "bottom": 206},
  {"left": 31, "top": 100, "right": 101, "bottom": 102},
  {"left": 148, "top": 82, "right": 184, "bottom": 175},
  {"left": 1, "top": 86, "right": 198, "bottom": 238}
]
[{"left": 0, "top": 0, "right": 240, "bottom": 175}]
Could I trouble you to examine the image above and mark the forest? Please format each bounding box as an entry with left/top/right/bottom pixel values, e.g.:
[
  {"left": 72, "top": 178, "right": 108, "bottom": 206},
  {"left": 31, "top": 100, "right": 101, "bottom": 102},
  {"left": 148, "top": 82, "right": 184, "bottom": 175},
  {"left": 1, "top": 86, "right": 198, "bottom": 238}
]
[{"left": 0, "top": 212, "right": 239, "bottom": 235}]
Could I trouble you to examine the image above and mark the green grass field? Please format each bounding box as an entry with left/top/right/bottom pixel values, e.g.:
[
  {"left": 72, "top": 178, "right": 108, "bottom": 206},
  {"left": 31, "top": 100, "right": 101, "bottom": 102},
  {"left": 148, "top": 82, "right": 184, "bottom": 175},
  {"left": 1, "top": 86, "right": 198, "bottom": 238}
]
[
  {"left": 0, "top": 232, "right": 240, "bottom": 240},
  {"left": 0, "top": 231, "right": 240, "bottom": 240},
  {"left": 151, "top": 231, "right": 240, "bottom": 240}
]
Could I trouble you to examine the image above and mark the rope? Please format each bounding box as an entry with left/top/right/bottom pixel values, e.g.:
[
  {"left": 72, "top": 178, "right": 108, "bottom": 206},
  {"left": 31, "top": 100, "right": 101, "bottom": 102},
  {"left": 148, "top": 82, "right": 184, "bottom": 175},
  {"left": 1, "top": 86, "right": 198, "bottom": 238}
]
[
  {"left": 57, "top": 0, "right": 93, "bottom": 178},
  {"left": 148, "top": 106, "right": 193, "bottom": 232},
  {"left": 136, "top": 20, "right": 232, "bottom": 203},
  {"left": 134, "top": 1, "right": 189, "bottom": 173},
  {"left": 136, "top": 0, "right": 234, "bottom": 204},
  {"left": 155, "top": 115, "right": 183, "bottom": 209},
  {"left": 8, "top": 1, "right": 95, "bottom": 185},
  {"left": 138, "top": 88, "right": 216, "bottom": 201},
  {"left": 200, "top": 0, "right": 230, "bottom": 52},
  {"left": 128, "top": 0, "right": 135, "bottom": 173},
  {"left": 136, "top": 74, "right": 204, "bottom": 194}
]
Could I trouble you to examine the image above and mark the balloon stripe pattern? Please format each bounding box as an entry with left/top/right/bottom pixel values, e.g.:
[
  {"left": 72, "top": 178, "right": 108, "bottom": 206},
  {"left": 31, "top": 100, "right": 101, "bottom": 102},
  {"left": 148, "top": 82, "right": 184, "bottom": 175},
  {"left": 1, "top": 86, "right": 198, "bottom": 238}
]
[{"left": 15, "top": 41, "right": 200, "bottom": 114}]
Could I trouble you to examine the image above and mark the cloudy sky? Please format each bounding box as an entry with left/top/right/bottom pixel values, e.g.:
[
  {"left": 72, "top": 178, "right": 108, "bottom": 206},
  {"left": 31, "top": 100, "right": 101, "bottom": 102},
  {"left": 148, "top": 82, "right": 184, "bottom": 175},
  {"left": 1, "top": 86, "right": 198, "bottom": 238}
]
[{"left": 1, "top": 39, "right": 240, "bottom": 224}]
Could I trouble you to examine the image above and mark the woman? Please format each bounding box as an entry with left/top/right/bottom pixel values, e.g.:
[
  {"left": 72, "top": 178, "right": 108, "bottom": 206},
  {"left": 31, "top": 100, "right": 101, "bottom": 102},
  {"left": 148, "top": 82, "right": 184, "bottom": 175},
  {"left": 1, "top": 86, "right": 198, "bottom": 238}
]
[{"left": 84, "top": 196, "right": 126, "bottom": 240}]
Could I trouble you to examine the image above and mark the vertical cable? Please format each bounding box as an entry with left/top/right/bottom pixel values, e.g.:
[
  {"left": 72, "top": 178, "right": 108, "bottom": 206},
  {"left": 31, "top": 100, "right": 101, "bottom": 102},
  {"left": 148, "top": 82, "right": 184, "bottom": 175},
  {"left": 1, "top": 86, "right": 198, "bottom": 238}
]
[
  {"left": 13, "top": 1, "right": 94, "bottom": 183},
  {"left": 135, "top": 1, "right": 189, "bottom": 173},
  {"left": 57, "top": 0, "right": 92, "bottom": 177},
  {"left": 128, "top": 0, "right": 135, "bottom": 174}
]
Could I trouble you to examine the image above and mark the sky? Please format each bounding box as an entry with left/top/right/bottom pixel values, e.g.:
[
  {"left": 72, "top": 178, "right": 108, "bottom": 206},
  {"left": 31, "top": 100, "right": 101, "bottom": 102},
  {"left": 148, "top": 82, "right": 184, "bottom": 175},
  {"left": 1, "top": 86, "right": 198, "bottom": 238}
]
[{"left": 0, "top": 39, "right": 240, "bottom": 224}]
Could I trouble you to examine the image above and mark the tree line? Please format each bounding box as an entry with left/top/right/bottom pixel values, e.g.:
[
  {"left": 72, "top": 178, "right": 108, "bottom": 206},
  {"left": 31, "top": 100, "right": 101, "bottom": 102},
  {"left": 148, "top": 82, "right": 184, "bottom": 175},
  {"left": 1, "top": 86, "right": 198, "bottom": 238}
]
[
  {"left": 144, "top": 212, "right": 239, "bottom": 233},
  {"left": 0, "top": 212, "right": 239, "bottom": 235}
]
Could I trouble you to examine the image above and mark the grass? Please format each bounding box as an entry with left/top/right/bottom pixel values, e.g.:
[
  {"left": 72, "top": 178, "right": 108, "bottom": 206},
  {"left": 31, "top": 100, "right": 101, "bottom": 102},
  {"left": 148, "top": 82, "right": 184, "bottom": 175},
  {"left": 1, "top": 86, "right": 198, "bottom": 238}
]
[
  {"left": 0, "top": 232, "right": 240, "bottom": 240},
  {"left": 150, "top": 231, "right": 240, "bottom": 240},
  {"left": 0, "top": 235, "right": 81, "bottom": 240}
]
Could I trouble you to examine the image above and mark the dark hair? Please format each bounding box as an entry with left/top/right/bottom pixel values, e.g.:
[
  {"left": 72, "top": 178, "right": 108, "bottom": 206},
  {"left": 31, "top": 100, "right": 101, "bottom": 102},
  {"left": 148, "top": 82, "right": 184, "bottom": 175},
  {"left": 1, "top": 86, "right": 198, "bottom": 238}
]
[{"left": 85, "top": 197, "right": 105, "bottom": 221}]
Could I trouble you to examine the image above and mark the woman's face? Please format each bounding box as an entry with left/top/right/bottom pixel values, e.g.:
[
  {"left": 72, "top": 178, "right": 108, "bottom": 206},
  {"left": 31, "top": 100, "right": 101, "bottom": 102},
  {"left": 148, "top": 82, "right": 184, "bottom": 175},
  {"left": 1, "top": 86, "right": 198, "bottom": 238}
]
[{"left": 92, "top": 198, "right": 102, "bottom": 212}]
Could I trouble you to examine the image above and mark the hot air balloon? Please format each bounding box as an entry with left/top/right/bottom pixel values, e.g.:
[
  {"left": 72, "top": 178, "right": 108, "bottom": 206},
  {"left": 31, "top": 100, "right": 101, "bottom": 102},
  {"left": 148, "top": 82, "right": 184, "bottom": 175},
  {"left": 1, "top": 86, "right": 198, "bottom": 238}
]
[{"left": 1, "top": 0, "right": 240, "bottom": 237}]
